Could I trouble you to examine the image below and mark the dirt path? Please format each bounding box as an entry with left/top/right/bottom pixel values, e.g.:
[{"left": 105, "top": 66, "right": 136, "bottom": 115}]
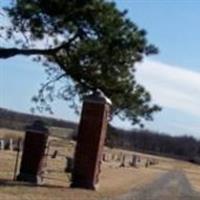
[{"left": 111, "top": 171, "right": 200, "bottom": 200}]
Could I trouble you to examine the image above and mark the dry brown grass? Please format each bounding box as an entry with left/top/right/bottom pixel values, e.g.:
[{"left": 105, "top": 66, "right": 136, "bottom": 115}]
[
  {"left": 0, "top": 149, "right": 163, "bottom": 200},
  {"left": 0, "top": 140, "right": 101, "bottom": 200},
  {"left": 181, "top": 163, "right": 200, "bottom": 193},
  {"left": 99, "top": 165, "right": 164, "bottom": 197},
  {"left": 0, "top": 129, "right": 24, "bottom": 140}
]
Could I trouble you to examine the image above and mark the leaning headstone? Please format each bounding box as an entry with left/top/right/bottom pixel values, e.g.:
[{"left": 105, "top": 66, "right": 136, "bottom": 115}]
[
  {"left": 17, "top": 120, "right": 49, "bottom": 184},
  {"left": 13, "top": 139, "right": 23, "bottom": 151},
  {"left": 51, "top": 150, "right": 58, "bottom": 159},
  {"left": 145, "top": 159, "right": 150, "bottom": 168},
  {"left": 65, "top": 157, "right": 74, "bottom": 173},
  {"left": 120, "top": 154, "right": 126, "bottom": 167},
  {"left": 130, "top": 155, "right": 138, "bottom": 167}
]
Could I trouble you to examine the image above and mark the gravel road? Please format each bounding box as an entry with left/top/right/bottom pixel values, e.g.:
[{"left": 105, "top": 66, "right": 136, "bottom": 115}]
[{"left": 111, "top": 171, "right": 200, "bottom": 200}]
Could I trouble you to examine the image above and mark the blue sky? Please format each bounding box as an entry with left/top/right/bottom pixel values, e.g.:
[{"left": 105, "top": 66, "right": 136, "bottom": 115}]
[{"left": 1, "top": 1, "right": 200, "bottom": 138}]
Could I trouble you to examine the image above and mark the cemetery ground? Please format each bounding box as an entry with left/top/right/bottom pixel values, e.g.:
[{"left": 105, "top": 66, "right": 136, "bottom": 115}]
[{"left": 0, "top": 129, "right": 200, "bottom": 200}]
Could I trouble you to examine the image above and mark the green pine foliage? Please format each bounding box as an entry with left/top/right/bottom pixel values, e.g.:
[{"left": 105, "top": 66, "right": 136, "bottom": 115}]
[{"left": 3, "top": 0, "right": 161, "bottom": 126}]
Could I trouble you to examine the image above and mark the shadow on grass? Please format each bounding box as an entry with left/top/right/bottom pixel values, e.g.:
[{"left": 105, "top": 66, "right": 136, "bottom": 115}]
[{"left": 0, "top": 178, "right": 67, "bottom": 189}]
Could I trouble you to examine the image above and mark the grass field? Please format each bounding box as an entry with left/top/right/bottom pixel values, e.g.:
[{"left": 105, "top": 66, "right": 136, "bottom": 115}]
[{"left": 0, "top": 128, "right": 200, "bottom": 199}]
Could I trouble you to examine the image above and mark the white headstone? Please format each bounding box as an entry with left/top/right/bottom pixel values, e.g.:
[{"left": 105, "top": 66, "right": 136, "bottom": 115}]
[
  {"left": 9, "top": 138, "right": 13, "bottom": 151},
  {"left": 0, "top": 140, "right": 5, "bottom": 150}
]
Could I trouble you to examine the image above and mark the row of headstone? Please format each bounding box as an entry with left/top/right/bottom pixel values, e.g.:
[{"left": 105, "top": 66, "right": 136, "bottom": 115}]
[
  {"left": 102, "top": 152, "right": 159, "bottom": 168},
  {"left": 0, "top": 138, "right": 22, "bottom": 151},
  {"left": 120, "top": 154, "right": 142, "bottom": 168}
]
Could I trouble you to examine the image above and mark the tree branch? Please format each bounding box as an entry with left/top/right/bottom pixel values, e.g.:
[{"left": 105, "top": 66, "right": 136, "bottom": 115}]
[
  {"left": 0, "top": 34, "right": 78, "bottom": 59},
  {"left": 39, "top": 73, "right": 66, "bottom": 95},
  {"left": 0, "top": 47, "right": 54, "bottom": 59}
]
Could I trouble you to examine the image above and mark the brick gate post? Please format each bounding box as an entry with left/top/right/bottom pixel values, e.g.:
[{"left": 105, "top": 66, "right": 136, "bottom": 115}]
[
  {"left": 71, "top": 90, "right": 111, "bottom": 190},
  {"left": 17, "top": 120, "right": 49, "bottom": 184}
]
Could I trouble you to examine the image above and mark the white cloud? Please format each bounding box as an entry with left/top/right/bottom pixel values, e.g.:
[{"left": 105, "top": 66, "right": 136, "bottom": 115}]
[{"left": 136, "top": 60, "right": 200, "bottom": 117}]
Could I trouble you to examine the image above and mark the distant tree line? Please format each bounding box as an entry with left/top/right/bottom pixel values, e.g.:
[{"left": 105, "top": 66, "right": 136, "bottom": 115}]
[
  {"left": 106, "top": 126, "right": 200, "bottom": 163},
  {"left": 0, "top": 108, "right": 77, "bottom": 131},
  {"left": 1, "top": 107, "right": 200, "bottom": 163}
]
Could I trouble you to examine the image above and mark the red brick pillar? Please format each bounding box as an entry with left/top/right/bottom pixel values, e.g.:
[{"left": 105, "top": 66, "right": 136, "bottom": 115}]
[
  {"left": 17, "top": 120, "right": 49, "bottom": 184},
  {"left": 71, "top": 91, "right": 111, "bottom": 190}
]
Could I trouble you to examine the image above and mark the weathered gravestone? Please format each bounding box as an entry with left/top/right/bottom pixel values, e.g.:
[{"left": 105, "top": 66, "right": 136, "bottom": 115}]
[
  {"left": 65, "top": 156, "right": 74, "bottom": 173},
  {"left": 0, "top": 139, "right": 5, "bottom": 150},
  {"left": 102, "top": 152, "right": 112, "bottom": 162},
  {"left": 130, "top": 155, "right": 138, "bottom": 167},
  {"left": 71, "top": 90, "right": 111, "bottom": 190},
  {"left": 9, "top": 138, "right": 13, "bottom": 151},
  {"left": 17, "top": 120, "right": 49, "bottom": 184}
]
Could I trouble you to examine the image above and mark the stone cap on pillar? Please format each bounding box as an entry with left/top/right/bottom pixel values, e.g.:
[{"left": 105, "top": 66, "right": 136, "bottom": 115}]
[
  {"left": 84, "top": 89, "right": 112, "bottom": 105},
  {"left": 25, "top": 120, "right": 49, "bottom": 135}
]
